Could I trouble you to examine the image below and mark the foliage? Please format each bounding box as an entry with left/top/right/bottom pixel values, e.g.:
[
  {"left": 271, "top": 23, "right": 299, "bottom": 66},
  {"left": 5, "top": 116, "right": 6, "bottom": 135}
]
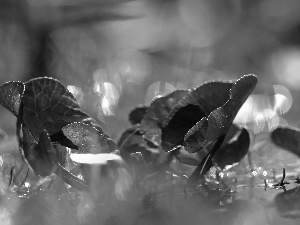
[{"left": 1, "top": 75, "right": 300, "bottom": 224}]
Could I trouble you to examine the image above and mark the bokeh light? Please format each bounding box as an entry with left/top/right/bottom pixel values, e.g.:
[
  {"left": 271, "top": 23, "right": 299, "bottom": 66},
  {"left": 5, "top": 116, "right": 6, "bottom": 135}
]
[
  {"left": 144, "top": 82, "right": 176, "bottom": 105},
  {"left": 270, "top": 48, "right": 300, "bottom": 90},
  {"left": 234, "top": 84, "right": 292, "bottom": 133},
  {"left": 67, "top": 85, "right": 84, "bottom": 104}
]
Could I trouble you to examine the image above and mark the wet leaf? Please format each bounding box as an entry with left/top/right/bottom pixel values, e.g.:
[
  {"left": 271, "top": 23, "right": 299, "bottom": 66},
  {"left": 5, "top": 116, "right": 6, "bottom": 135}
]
[
  {"left": 213, "top": 128, "right": 250, "bottom": 168},
  {"left": 0, "top": 81, "right": 24, "bottom": 116},
  {"left": 184, "top": 74, "right": 257, "bottom": 153},
  {"left": 140, "top": 90, "right": 189, "bottom": 147},
  {"left": 271, "top": 126, "right": 300, "bottom": 157},
  {"left": 81, "top": 117, "right": 118, "bottom": 152},
  {"left": 22, "top": 77, "right": 89, "bottom": 140},
  {"left": 129, "top": 105, "right": 148, "bottom": 125},
  {"left": 62, "top": 122, "right": 110, "bottom": 153}
]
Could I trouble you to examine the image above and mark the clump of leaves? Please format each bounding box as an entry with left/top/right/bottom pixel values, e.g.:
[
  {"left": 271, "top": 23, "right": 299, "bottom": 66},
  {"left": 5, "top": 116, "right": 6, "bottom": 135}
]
[
  {"left": 0, "top": 75, "right": 266, "bottom": 225},
  {"left": 119, "top": 74, "right": 257, "bottom": 184},
  {"left": 0, "top": 77, "right": 121, "bottom": 192}
]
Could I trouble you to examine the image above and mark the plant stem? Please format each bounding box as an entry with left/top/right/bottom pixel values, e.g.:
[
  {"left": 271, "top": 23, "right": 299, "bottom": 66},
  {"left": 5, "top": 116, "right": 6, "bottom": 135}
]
[{"left": 188, "top": 134, "right": 226, "bottom": 184}]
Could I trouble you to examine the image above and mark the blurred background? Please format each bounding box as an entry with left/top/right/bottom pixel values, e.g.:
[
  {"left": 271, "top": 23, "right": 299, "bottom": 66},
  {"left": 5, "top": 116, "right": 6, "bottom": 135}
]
[
  {"left": 2, "top": 1, "right": 300, "bottom": 225},
  {"left": 0, "top": 0, "right": 300, "bottom": 139}
]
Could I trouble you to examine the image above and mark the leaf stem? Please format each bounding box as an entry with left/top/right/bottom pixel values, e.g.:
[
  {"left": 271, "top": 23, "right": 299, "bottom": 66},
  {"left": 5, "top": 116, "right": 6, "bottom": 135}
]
[{"left": 188, "top": 134, "right": 226, "bottom": 184}]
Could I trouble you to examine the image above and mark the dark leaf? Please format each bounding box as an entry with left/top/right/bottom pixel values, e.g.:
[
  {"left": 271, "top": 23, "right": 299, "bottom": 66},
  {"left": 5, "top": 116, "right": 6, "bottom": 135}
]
[
  {"left": 22, "top": 77, "right": 89, "bottom": 140},
  {"left": 163, "top": 81, "right": 234, "bottom": 126},
  {"left": 25, "top": 130, "right": 58, "bottom": 177},
  {"left": 140, "top": 90, "right": 189, "bottom": 147},
  {"left": 129, "top": 105, "right": 148, "bottom": 125},
  {"left": 161, "top": 104, "right": 206, "bottom": 151},
  {"left": 220, "top": 123, "right": 241, "bottom": 148},
  {"left": 184, "top": 74, "right": 257, "bottom": 153},
  {"left": 213, "top": 128, "right": 250, "bottom": 168},
  {"left": 21, "top": 123, "right": 38, "bottom": 161},
  {"left": 62, "top": 122, "right": 111, "bottom": 153},
  {"left": 271, "top": 126, "right": 300, "bottom": 157},
  {"left": 160, "top": 81, "right": 235, "bottom": 152},
  {"left": 50, "top": 130, "right": 79, "bottom": 150},
  {"left": 0, "top": 81, "right": 24, "bottom": 116},
  {"left": 117, "top": 125, "right": 152, "bottom": 162},
  {"left": 176, "top": 123, "right": 239, "bottom": 168}
]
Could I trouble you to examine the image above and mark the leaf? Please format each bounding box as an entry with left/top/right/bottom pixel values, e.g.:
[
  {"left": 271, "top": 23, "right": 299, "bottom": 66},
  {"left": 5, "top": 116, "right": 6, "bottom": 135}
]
[
  {"left": 117, "top": 125, "right": 151, "bottom": 162},
  {"left": 0, "top": 81, "right": 24, "bottom": 116},
  {"left": 20, "top": 113, "right": 87, "bottom": 191},
  {"left": 181, "top": 118, "right": 208, "bottom": 153},
  {"left": 140, "top": 90, "right": 189, "bottom": 147},
  {"left": 160, "top": 82, "right": 235, "bottom": 152},
  {"left": 184, "top": 74, "right": 257, "bottom": 153},
  {"left": 81, "top": 117, "right": 118, "bottom": 152},
  {"left": 163, "top": 81, "right": 234, "bottom": 126},
  {"left": 22, "top": 77, "right": 89, "bottom": 141},
  {"left": 271, "top": 126, "right": 300, "bottom": 157},
  {"left": 25, "top": 130, "right": 58, "bottom": 177},
  {"left": 62, "top": 122, "right": 111, "bottom": 153},
  {"left": 129, "top": 105, "right": 148, "bottom": 125},
  {"left": 213, "top": 128, "right": 250, "bottom": 168}
]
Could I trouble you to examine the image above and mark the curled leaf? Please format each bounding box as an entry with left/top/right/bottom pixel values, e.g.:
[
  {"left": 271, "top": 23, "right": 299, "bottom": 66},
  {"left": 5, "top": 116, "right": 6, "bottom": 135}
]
[
  {"left": 140, "top": 90, "right": 189, "bottom": 147},
  {"left": 213, "top": 128, "right": 250, "bottom": 168},
  {"left": 160, "top": 81, "right": 234, "bottom": 152},
  {"left": 163, "top": 81, "right": 234, "bottom": 126},
  {"left": 184, "top": 74, "right": 257, "bottom": 153},
  {"left": 271, "top": 126, "right": 300, "bottom": 157}
]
